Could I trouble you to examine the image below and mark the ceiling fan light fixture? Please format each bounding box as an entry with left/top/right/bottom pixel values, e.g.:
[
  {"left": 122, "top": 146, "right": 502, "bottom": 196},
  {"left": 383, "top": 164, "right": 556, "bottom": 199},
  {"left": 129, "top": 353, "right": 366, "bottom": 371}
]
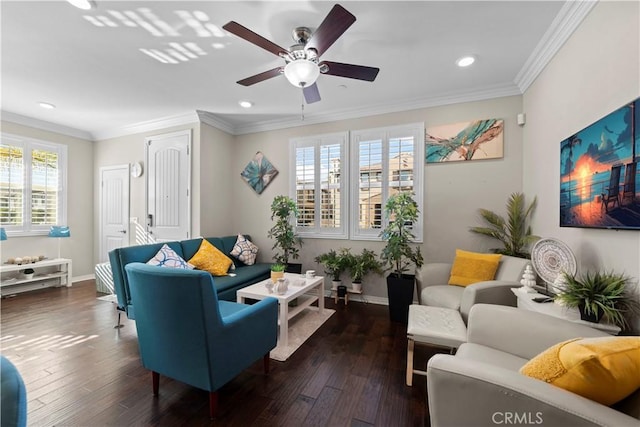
[{"left": 284, "top": 59, "right": 320, "bottom": 88}]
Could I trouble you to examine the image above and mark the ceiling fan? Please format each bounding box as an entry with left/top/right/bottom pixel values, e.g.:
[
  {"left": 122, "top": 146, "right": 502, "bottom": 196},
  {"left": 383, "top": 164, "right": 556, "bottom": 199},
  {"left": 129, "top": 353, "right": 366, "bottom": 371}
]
[{"left": 223, "top": 4, "right": 380, "bottom": 104}]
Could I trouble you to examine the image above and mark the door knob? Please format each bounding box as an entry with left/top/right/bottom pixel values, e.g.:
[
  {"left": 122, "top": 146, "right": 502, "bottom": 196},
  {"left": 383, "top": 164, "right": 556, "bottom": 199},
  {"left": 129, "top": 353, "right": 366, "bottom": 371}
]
[{"left": 119, "top": 230, "right": 127, "bottom": 234}]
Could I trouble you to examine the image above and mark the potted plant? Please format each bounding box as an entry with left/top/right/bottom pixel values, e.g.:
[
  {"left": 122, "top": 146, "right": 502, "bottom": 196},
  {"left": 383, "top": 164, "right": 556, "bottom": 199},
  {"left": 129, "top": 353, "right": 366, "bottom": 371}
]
[
  {"left": 267, "top": 195, "right": 302, "bottom": 273},
  {"left": 270, "top": 263, "right": 285, "bottom": 282},
  {"left": 314, "top": 249, "right": 350, "bottom": 291},
  {"left": 469, "top": 192, "right": 539, "bottom": 258},
  {"left": 380, "top": 192, "right": 424, "bottom": 323},
  {"left": 556, "top": 270, "right": 640, "bottom": 329},
  {"left": 347, "top": 248, "right": 383, "bottom": 293}
]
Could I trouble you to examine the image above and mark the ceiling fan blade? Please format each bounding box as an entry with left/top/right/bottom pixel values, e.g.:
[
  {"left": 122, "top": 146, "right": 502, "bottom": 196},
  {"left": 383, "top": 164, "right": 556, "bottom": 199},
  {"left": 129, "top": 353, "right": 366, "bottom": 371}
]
[
  {"left": 303, "top": 83, "right": 321, "bottom": 104},
  {"left": 320, "top": 61, "right": 380, "bottom": 81},
  {"left": 223, "top": 21, "right": 288, "bottom": 57},
  {"left": 305, "top": 4, "right": 356, "bottom": 57},
  {"left": 237, "top": 67, "right": 283, "bottom": 86}
]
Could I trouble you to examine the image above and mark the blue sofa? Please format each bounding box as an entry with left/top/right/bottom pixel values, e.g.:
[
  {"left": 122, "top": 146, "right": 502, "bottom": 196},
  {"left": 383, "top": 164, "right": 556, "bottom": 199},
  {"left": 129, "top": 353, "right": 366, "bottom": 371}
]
[{"left": 109, "top": 235, "right": 271, "bottom": 320}]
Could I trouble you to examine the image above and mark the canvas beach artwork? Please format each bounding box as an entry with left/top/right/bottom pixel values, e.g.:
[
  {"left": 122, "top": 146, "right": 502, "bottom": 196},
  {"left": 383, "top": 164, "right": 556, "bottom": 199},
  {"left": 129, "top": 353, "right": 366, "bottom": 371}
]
[
  {"left": 241, "top": 151, "right": 279, "bottom": 194},
  {"left": 560, "top": 97, "right": 640, "bottom": 229},
  {"left": 425, "top": 119, "right": 504, "bottom": 163}
]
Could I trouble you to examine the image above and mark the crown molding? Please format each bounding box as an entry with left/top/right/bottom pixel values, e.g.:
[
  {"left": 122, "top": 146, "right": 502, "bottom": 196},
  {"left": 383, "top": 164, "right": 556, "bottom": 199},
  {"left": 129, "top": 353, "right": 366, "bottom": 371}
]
[
  {"left": 195, "top": 110, "right": 236, "bottom": 135},
  {"left": 1, "top": 111, "right": 93, "bottom": 140},
  {"left": 92, "top": 111, "right": 200, "bottom": 141},
  {"left": 231, "top": 83, "right": 521, "bottom": 135},
  {"left": 515, "top": 0, "right": 598, "bottom": 93}
]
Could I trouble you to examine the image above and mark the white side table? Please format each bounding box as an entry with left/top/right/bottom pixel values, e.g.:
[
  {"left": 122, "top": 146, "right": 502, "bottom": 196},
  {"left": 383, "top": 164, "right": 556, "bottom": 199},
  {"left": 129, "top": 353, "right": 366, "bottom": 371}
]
[
  {"left": 1, "top": 258, "right": 72, "bottom": 296},
  {"left": 510, "top": 287, "right": 620, "bottom": 335}
]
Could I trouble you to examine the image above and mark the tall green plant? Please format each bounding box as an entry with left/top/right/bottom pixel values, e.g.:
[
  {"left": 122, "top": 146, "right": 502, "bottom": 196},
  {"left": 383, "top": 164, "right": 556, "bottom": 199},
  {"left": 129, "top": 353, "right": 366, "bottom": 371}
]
[
  {"left": 469, "top": 192, "right": 539, "bottom": 258},
  {"left": 267, "top": 195, "right": 301, "bottom": 265},
  {"left": 379, "top": 192, "right": 423, "bottom": 278}
]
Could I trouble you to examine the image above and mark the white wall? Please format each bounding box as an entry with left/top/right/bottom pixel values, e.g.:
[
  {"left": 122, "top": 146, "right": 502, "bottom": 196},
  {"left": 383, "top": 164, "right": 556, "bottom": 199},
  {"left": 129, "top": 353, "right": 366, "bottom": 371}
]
[
  {"left": 231, "top": 95, "right": 524, "bottom": 299},
  {"left": 1, "top": 121, "right": 94, "bottom": 279},
  {"left": 523, "top": 1, "right": 640, "bottom": 328}
]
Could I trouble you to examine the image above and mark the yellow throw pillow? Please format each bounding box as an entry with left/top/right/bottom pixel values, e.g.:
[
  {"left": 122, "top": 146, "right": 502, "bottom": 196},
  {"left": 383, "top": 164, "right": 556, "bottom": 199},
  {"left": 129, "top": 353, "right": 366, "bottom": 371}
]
[
  {"left": 188, "top": 239, "right": 233, "bottom": 276},
  {"left": 519, "top": 336, "right": 640, "bottom": 406},
  {"left": 448, "top": 249, "right": 501, "bottom": 286}
]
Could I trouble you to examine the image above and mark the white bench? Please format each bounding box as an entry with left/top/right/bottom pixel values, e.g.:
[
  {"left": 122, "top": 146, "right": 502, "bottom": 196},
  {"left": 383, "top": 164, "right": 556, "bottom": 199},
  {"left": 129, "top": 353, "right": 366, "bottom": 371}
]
[{"left": 406, "top": 304, "right": 467, "bottom": 386}]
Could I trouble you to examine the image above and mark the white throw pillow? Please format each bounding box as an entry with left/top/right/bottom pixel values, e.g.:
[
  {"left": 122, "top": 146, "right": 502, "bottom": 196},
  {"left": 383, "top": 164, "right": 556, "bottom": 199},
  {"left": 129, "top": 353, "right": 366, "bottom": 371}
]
[
  {"left": 147, "top": 244, "right": 194, "bottom": 269},
  {"left": 230, "top": 235, "right": 259, "bottom": 265}
]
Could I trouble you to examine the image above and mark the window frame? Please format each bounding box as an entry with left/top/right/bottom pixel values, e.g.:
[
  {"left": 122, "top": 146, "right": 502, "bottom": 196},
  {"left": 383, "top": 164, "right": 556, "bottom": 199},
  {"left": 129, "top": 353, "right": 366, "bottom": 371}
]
[
  {"left": 349, "top": 122, "right": 424, "bottom": 242},
  {"left": 1, "top": 133, "right": 68, "bottom": 236},
  {"left": 289, "top": 131, "right": 349, "bottom": 240}
]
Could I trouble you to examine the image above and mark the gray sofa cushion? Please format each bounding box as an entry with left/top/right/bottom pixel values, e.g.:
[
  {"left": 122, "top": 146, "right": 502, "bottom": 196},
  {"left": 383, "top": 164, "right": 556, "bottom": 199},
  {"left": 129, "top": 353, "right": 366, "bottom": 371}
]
[
  {"left": 421, "top": 285, "right": 464, "bottom": 310},
  {"left": 455, "top": 342, "right": 528, "bottom": 372}
]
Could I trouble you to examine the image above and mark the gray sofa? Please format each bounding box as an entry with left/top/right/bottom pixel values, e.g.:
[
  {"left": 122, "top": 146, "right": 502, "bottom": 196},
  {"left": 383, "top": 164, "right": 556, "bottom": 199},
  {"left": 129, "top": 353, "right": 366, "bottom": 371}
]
[
  {"left": 416, "top": 254, "right": 529, "bottom": 322},
  {"left": 427, "top": 304, "right": 640, "bottom": 427},
  {"left": 109, "top": 235, "right": 271, "bottom": 321}
]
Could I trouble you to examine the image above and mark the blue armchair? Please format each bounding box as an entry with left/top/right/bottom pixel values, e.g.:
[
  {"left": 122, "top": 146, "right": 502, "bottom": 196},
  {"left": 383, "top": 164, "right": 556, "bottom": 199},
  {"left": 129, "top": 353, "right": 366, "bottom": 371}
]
[
  {"left": 1, "top": 356, "right": 27, "bottom": 427},
  {"left": 124, "top": 263, "right": 278, "bottom": 419}
]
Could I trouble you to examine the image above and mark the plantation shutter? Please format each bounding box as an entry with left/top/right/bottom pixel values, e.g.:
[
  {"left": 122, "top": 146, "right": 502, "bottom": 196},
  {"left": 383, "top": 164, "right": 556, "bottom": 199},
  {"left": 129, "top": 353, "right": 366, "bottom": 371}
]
[{"left": 0, "top": 144, "right": 24, "bottom": 226}]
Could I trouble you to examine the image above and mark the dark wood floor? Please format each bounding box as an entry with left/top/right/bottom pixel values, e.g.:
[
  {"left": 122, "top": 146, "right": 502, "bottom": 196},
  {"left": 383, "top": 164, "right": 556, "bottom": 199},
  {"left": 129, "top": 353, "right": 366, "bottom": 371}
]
[{"left": 1, "top": 281, "right": 439, "bottom": 426}]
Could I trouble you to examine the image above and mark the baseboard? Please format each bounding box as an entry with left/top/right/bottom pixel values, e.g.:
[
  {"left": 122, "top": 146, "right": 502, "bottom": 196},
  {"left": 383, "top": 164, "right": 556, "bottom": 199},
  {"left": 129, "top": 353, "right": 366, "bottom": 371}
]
[
  {"left": 322, "top": 290, "right": 420, "bottom": 306},
  {"left": 73, "top": 274, "right": 95, "bottom": 283}
]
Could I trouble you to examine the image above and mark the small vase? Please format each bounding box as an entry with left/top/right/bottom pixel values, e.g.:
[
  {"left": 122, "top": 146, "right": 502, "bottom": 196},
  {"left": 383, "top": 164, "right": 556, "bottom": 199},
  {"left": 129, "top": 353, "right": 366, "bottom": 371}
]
[{"left": 578, "top": 304, "right": 603, "bottom": 323}]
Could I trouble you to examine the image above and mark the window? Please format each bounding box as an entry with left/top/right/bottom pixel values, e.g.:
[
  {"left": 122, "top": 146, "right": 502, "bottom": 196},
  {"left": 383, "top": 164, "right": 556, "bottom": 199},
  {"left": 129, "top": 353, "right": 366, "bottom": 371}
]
[
  {"left": 290, "top": 132, "right": 348, "bottom": 239},
  {"left": 1, "top": 134, "right": 67, "bottom": 235},
  {"left": 350, "top": 123, "right": 424, "bottom": 241}
]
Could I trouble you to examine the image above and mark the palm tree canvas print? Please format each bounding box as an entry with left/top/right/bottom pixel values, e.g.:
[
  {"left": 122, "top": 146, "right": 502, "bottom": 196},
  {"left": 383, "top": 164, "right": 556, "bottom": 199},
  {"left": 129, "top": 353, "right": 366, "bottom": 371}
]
[
  {"left": 425, "top": 119, "right": 504, "bottom": 163},
  {"left": 241, "top": 151, "right": 279, "bottom": 194},
  {"left": 560, "top": 97, "right": 639, "bottom": 229}
]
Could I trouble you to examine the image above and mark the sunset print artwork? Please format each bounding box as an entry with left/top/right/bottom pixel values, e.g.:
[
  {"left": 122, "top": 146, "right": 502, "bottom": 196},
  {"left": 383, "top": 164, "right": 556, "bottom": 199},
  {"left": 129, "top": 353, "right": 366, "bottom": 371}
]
[
  {"left": 425, "top": 119, "right": 504, "bottom": 163},
  {"left": 560, "top": 97, "right": 640, "bottom": 229}
]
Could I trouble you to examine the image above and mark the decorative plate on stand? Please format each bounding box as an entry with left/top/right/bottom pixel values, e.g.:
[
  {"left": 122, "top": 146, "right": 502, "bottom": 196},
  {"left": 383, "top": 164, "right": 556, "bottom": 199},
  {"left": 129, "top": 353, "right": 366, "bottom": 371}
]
[{"left": 531, "top": 238, "right": 577, "bottom": 286}]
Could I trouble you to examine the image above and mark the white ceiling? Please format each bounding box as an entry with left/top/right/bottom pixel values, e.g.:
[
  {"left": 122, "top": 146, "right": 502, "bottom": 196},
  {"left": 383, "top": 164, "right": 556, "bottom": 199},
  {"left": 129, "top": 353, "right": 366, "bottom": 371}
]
[{"left": 1, "top": 1, "right": 592, "bottom": 140}]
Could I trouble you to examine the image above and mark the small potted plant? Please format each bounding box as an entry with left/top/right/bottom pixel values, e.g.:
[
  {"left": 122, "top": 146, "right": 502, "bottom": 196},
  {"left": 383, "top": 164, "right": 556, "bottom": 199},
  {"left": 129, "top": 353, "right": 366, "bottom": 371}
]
[
  {"left": 556, "top": 270, "right": 640, "bottom": 329},
  {"left": 314, "top": 249, "right": 350, "bottom": 290},
  {"left": 270, "top": 263, "right": 285, "bottom": 282},
  {"left": 380, "top": 192, "right": 424, "bottom": 323},
  {"left": 347, "top": 248, "right": 383, "bottom": 293},
  {"left": 268, "top": 195, "right": 303, "bottom": 273}
]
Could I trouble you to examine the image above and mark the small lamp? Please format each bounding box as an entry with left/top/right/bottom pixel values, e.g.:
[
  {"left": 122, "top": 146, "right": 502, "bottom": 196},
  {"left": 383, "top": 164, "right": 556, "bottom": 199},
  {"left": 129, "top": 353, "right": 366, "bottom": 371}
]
[
  {"left": 48, "top": 226, "right": 70, "bottom": 259},
  {"left": 0, "top": 227, "right": 7, "bottom": 241}
]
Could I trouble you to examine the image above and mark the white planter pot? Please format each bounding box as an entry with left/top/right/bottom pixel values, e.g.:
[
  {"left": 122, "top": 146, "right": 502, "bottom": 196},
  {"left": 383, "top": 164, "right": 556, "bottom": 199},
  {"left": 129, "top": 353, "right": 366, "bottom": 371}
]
[
  {"left": 351, "top": 282, "right": 362, "bottom": 293},
  {"left": 331, "top": 280, "right": 341, "bottom": 290}
]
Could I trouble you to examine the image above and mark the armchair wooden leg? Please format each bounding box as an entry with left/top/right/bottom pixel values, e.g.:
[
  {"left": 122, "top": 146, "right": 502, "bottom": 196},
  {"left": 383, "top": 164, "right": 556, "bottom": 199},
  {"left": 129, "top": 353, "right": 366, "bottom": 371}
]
[
  {"left": 209, "top": 391, "right": 218, "bottom": 419},
  {"left": 152, "top": 371, "right": 159, "bottom": 396},
  {"left": 263, "top": 354, "right": 270, "bottom": 375},
  {"left": 406, "top": 338, "right": 414, "bottom": 386}
]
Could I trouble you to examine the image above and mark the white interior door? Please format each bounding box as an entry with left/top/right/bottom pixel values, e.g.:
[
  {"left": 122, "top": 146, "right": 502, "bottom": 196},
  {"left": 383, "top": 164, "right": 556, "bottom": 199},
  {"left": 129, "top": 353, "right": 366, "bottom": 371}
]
[
  {"left": 146, "top": 130, "right": 191, "bottom": 242},
  {"left": 99, "top": 165, "right": 130, "bottom": 262}
]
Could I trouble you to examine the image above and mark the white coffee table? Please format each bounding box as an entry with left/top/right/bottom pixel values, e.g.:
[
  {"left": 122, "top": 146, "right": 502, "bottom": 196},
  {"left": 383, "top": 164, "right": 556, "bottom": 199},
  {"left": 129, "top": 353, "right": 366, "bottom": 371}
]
[{"left": 237, "top": 273, "right": 324, "bottom": 347}]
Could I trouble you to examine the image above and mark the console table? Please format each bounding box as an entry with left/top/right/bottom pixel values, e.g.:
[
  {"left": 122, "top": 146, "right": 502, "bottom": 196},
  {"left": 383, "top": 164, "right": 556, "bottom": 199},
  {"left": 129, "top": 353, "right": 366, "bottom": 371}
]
[
  {"left": 511, "top": 287, "right": 620, "bottom": 335},
  {"left": 0, "top": 258, "right": 72, "bottom": 297}
]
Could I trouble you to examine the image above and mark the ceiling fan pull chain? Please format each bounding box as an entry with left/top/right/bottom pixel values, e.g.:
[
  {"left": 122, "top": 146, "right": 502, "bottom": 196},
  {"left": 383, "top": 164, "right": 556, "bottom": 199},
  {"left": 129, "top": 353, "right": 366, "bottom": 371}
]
[{"left": 301, "top": 91, "right": 305, "bottom": 121}]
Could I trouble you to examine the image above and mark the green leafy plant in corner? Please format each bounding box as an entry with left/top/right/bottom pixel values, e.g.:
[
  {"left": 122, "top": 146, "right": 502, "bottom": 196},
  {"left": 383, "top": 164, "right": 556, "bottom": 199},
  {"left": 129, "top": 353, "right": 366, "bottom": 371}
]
[
  {"left": 556, "top": 270, "right": 640, "bottom": 329},
  {"left": 469, "top": 192, "right": 539, "bottom": 258},
  {"left": 379, "top": 192, "right": 424, "bottom": 278},
  {"left": 267, "top": 195, "right": 302, "bottom": 266},
  {"left": 314, "top": 249, "right": 350, "bottom": 282},
  {"left": 347, "top": 249, "right": 383, "bottom": 283}
]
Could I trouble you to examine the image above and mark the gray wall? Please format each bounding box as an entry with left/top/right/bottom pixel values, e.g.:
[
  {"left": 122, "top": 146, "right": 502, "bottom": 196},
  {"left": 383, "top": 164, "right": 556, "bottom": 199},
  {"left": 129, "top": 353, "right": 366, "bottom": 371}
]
[
  {"left": 230, "top": 95, "right": 524, "bottom": 300},
  {"left": 523, "top": 1, "right": 640, "bottom": 329},
  {"left": 1, "top": 121, "right": 94, "bottom": 279}
]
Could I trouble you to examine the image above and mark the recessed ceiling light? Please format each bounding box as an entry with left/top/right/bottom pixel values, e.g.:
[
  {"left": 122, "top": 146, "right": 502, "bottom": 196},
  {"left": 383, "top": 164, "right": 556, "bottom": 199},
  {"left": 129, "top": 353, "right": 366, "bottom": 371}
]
[
  {"left": 39, "top": 102, "right": 56, "bottom": 109},
  {"left": 66, "top": 0, "right": 94, "bottom": 10},
  {"left": 456, "top": 56, "right": 476, "bottom": 67},
  {"left": 239, "top": 101, "right": 253, "bottom": 108}
]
